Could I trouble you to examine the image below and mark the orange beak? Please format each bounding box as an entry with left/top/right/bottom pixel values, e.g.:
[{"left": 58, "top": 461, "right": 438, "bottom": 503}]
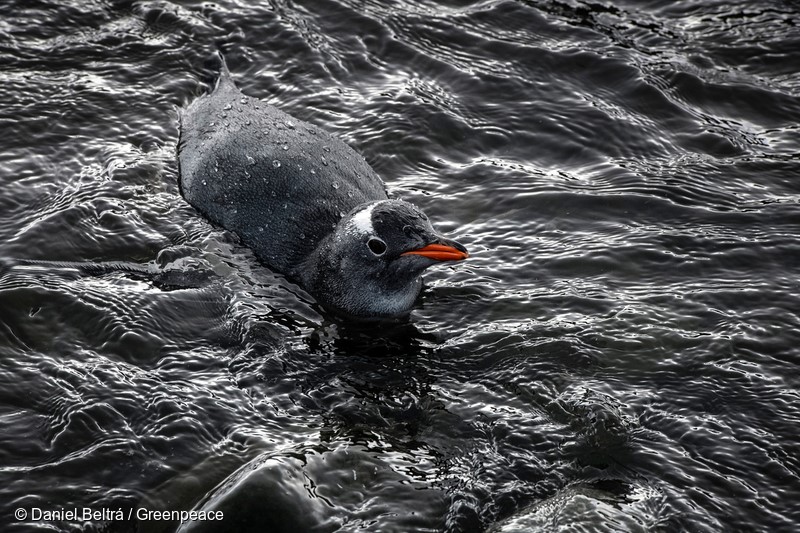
[{"left": 401, "top": 243, "right": 469, "bottom": 261}]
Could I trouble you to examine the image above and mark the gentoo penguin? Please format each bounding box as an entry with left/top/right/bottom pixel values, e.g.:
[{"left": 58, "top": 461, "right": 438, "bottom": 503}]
[{"left": 178, "top": 59, "right": 468, "bottom": 320}]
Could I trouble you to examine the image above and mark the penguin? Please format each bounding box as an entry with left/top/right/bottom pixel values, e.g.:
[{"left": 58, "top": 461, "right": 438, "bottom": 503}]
[{"left": 178, "top": 59, "right": 468, "bottom": 321}]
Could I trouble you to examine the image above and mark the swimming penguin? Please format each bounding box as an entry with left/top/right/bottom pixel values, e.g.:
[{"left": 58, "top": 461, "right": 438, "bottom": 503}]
[{"left": 178, "top": 59, "right": 468, "bottom": 321}]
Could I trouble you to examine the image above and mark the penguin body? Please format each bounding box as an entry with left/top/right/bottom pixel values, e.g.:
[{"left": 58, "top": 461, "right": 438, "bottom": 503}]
[{"left": 179, "top": 63, "right": 467, "bottom": 320}]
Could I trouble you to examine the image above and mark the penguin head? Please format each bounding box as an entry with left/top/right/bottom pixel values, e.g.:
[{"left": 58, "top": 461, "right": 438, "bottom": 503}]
[{"left": 301, "top": 199, "right": 468, "bottom": 321}]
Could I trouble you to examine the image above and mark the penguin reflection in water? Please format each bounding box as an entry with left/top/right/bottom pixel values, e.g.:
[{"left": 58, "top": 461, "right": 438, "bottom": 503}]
[{"left": 178, "top": 60, "right": 468, "bottom": 321}]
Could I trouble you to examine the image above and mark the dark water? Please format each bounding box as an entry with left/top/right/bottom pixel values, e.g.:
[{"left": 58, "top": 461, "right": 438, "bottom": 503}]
[{"left": 1, "top": 0, "right": 799, "bottom": 531}]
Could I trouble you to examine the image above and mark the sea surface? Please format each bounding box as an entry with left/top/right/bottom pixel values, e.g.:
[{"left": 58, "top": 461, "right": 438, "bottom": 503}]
[{"left": 1, "top": 0, "right": 799, "bottom": 531}]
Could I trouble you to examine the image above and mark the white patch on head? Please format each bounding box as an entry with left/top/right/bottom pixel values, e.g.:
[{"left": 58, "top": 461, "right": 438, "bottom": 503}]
[{"left": 348, "top": 201, "right": 386, "bottom": 236}]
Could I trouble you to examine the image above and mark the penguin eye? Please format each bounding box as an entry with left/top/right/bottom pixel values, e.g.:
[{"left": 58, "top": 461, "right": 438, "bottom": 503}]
[{"left": 367, "top": 237, "right": 387, "bottom": 256}]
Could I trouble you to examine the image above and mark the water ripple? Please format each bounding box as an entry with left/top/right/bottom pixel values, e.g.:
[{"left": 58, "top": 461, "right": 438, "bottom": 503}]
[{"left": 1, "top": 0, "right": 799, "bottom": 531}]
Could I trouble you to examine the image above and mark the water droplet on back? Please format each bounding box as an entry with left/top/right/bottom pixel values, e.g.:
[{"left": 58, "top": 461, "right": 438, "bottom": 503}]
[
  {"left": 223, "top": 103, "right": 232, "bottom": 110},
  {"left": 273, "top": 160, "right": 281, "bottom": 168},
  {"left": 246, "top": 156, "right": 256, "bottom": 165}
]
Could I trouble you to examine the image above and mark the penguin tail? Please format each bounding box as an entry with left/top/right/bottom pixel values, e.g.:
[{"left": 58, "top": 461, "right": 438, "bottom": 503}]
[{"left": 215, "top": 50, "right": 237, "bottom": 92}]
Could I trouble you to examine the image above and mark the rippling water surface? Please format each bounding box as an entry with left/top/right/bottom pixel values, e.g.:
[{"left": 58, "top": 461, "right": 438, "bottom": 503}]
[{"left": 1, "top": 0, "right": 799, "bottom": 531}]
